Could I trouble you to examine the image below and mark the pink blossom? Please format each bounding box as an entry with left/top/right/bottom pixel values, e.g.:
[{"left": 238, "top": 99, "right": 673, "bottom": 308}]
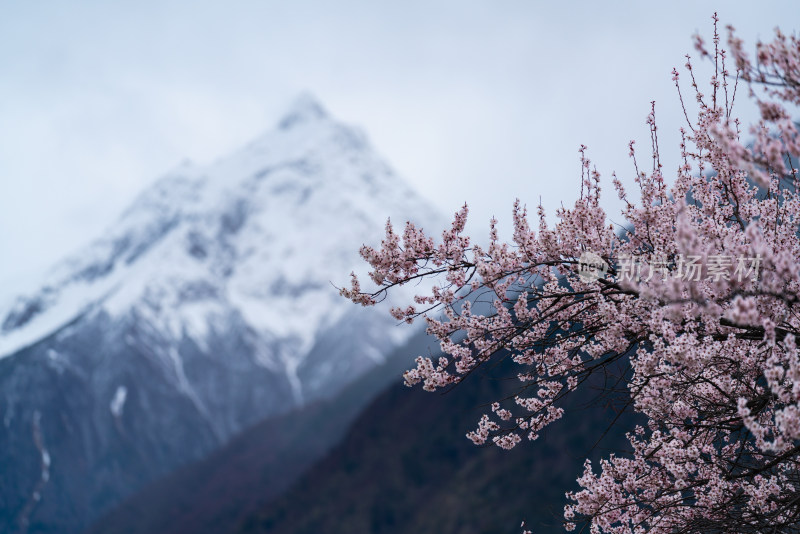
[{"left": 340, "top": 18, "right": 800, "bottom": 533}]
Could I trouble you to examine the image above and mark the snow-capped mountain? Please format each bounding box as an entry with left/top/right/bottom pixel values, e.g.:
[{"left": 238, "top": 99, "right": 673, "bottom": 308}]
[{"left": 0, "top": 95, "right": 443, "bottom": 533}]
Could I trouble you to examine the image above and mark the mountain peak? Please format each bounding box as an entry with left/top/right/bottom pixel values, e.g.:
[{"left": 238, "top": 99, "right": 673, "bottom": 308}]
[
  {"left": 0, "top": 94, "right": 446, "bottom": 533},
  {"left": 277, "top": 93, "right": 328, "bottom": 130},
  {"left": 0, "top": 92, "right": 441, "bottom": 361}
]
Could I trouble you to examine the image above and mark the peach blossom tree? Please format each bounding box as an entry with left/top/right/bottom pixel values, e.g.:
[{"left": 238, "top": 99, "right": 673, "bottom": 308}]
[{"left": 342, "top": 16, "right": 800, "bottom": 533}]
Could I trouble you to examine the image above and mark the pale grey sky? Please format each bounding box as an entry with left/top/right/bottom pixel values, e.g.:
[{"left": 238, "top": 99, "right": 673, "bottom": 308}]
[{"left": 0, "top": 1, "right": 794, "bottom": 283}]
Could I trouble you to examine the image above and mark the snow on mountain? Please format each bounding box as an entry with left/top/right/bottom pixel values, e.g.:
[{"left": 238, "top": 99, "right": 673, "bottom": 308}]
[
  {"left": 1, "top": 93, "right": 438, "bottom": 395},
  {"left": 0, "top": 94, "right": 444, "bottom": 533}
]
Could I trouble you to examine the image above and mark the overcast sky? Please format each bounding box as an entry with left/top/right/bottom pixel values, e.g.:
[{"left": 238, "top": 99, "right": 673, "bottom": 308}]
[{"left": 0, "top": 1, "right": 794, "bottom": 284}]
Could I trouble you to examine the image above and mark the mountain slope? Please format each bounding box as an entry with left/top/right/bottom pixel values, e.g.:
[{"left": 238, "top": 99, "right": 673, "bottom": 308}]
[
  {"left": 236, "top": 355, "right": 636, "bottom": 534},
  {"left": 84, "top": 330, "right": 437, "bottom": 534},
  {"left": 0, "top": 95, "right": 442, "bottom": 534}
]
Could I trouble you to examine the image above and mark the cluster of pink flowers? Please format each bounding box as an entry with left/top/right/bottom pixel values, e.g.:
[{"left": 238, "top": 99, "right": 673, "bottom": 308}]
[{"left": 341, "top": 14, "right": 800, "bottom": 533}]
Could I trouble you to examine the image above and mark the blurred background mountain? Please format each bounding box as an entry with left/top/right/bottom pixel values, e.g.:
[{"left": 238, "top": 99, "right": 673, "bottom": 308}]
[
  {"left": 88, "top": 334, "right": 635, "bottom": 534},
  {"left": 0, "top": 98, "right": 441, "bottom": 533}
]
